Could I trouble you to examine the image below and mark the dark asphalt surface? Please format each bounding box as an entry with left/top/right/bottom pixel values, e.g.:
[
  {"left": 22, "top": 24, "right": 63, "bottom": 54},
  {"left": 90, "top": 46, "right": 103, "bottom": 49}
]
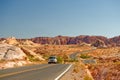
[
  {"left": 0, "top": 64, "right": 71, "bottom": 80},
  {"left": 70, "top": 49, "right": 96, "bottom": 60}
]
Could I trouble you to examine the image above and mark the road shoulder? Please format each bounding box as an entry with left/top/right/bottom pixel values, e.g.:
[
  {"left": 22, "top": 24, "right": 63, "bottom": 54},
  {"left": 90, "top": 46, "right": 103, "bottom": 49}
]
[{"left": 60, "top": 62, "right": 93, "bottom": 80}]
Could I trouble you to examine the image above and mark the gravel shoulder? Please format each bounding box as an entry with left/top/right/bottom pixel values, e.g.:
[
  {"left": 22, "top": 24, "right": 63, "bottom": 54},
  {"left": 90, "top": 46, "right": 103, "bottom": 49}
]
[{"left": 60, "top": 62, "right": 93, "bottom": 80}]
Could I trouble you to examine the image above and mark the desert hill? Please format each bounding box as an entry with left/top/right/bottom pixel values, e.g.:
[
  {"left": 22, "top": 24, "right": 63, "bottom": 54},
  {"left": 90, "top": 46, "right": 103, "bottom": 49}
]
[
  {"left": 1, "top": 35, "right": 120, "bottom": 47},
  {"left": 19, "top": 35, "right": 120, "bottom": 47}
]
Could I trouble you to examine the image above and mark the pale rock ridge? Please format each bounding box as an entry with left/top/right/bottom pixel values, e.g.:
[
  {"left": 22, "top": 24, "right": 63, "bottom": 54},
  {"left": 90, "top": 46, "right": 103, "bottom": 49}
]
[
  {"left": 0, "top": 43, "right": 27, "bottom": 60},
  {"left": 21, "top": 47, "right": 45, "bottom": 61},
  {"left": 5, "top": 37, "right": 19, "bottom": 45}
]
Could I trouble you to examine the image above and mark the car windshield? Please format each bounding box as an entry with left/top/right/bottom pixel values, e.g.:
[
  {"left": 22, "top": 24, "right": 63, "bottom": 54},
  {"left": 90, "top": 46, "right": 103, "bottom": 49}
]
[{"left": 49, "top": 56, "right": 56, "bottom": 59}]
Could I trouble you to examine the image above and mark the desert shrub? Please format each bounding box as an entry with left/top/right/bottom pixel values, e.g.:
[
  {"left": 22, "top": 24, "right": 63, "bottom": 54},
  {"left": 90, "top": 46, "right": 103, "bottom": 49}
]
[
  {"left": 42, "top": 54, "right": 51, "bottom": 60},
  {"left": 84, "top": 75, "right": 93, "bottom": 80},
  {"left": 68, "top": 58, "right": 78, "bottom": 62},
  {"left": 0, "top": 59, "right": 6, "bottom": 63},
  {"left": 28, "top": 56, "right": 40, "bottom": 62},
  {"left": 114, "top": 61, "right": 120, "bottom": 65},
  {"left": 73, "top": 67, "right": 79, "bottom": 73},
  {"left": 62, "top": 54, "right": 70, "bottom": 62},
  {"left": 57, "top": 56, "right": 64, "bottom": 63},
  {"left": 73, "top": 65, "right": 80, "bottom": 73},
  {"left": 73, "top": 62, "right": 82, "bottom": 73},
  {"left": 80, "top": 54, "right": 91, "bottom": 59}
]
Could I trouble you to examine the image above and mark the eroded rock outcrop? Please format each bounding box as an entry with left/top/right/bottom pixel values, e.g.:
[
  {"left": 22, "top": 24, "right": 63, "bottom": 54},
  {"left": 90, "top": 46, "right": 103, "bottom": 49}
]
[
  {"left": 5, "top": 37, "right": 19, "bottom": 45},
  {"left": 21, "top": 46, "right": 45, "bottom": 61},
  {"left": 0, "top": 43, "right": 44, "bottom": 69},
  {"left": 0, "top": 43, "right": 26, "bottom": 60},
  {"left": 91, "top": 39, "right": 106, "bottom": 48}
]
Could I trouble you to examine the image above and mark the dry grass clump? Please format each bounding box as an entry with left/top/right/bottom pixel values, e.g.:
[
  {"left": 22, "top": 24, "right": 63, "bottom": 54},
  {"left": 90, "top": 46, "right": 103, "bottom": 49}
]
[
  {"left": 73, "top": 61, "right": 87, "bottom": 73},
  {"left": 73, "top": 62, "right": 84, "bottom": 73},
  {"left": 84, "top": 74, "right": 93, "bottom": 80}
]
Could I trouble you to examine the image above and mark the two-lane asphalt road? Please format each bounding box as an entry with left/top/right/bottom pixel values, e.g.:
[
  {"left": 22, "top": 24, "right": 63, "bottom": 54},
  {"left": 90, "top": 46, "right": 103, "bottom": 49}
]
[{"left": 0, "top": 64, "right": 72, "bottom": 80}]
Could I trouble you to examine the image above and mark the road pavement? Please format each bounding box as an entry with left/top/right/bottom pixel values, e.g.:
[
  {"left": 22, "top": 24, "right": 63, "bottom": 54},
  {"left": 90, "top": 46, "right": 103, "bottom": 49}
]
[
  {"left": 0, "top": 64, "right": 72, "bottom": 80},
  {"left": 70, "top": 49, "right": 96, "bottom": 60}
]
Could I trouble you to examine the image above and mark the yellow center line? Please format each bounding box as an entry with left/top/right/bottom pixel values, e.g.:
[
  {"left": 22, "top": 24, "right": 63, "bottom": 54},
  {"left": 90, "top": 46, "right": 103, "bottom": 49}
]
[{"left": 0, "top": 64, "right": 54, "bottom": 78}]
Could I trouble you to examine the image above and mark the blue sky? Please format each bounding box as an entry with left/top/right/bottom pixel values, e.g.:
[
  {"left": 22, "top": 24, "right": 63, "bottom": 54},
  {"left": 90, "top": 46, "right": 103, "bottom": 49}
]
[{"left": 0, "top": 0, "right": 120, "bottom": 38}]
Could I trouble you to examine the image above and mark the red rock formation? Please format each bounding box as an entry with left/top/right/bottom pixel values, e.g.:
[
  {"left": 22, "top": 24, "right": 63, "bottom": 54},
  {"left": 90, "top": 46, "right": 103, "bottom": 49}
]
[
  {"left": 31, "top": 35, "right": 109, "bottom": 46},
  {"left": 1, "top": 35, "right": 120, "bottom": 47}
]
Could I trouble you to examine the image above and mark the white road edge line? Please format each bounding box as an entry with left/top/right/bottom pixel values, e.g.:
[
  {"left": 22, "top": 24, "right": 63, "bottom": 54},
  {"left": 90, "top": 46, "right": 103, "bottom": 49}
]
[{"left": 55, "top": 64, "right": 72, "bottom": 80}]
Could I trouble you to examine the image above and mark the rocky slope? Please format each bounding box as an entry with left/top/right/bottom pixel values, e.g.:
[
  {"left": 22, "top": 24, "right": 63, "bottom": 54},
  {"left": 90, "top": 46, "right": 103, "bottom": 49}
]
[{"left": 0, "top": 37, "right": 44, "bottom": 69}]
